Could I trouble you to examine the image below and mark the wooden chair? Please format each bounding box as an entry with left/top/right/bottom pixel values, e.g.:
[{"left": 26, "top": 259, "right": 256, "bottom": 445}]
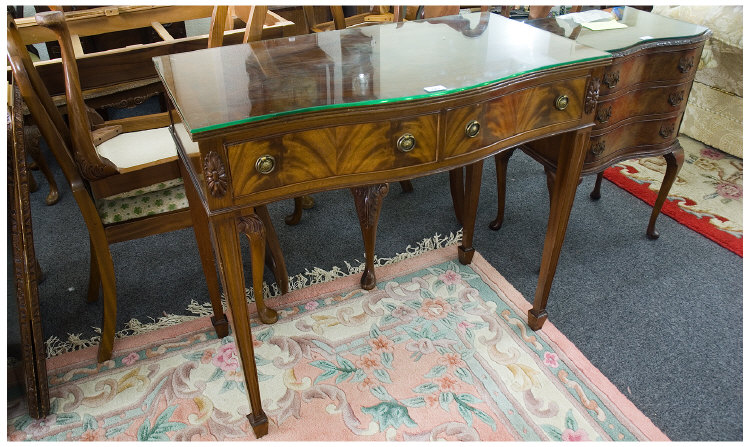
[{"left": 7, "top": 9, "right": 286, "bottom": 363}]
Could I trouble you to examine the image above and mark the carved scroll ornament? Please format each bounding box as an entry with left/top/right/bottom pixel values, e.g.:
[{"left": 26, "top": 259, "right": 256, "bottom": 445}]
[
  {"left": 668, "top": 91, "right": 684, "bottom": 107},
  {"left": 659, "top": 123, "right": 675, "bottom": 139},
  {"left": 203, "top": 151, "right": 228, "bottom": 198}
]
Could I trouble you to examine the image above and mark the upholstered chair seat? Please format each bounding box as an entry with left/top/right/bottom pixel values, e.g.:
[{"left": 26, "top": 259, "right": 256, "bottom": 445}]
[
  {"left": 95, "top": 178, "right": 187, "bottom": 224},
  {"left": 95, "top": 124, "right": 199, "bottom": 171}
]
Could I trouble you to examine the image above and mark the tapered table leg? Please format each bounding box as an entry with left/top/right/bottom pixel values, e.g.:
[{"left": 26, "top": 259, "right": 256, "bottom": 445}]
[
  {"left": 351, "top": 184, "right": 389, "bottom": 290},
  {"left": 448, "top": 168, "right": 464, "bottom": 225},
  {"left": 489, "top": 149, "right": 514, "bottom": 231},
  {"left": 647, "top": 147, "right": 684, "bottom": 239},
  {"left": 458, "top": 161, "right": 483, "bottom": 265},
  {"left": 180, "top": 160, "right": 228, "bottom": 338},
  {"left": 529, "top": 129, "right": 589, "bottom": 330},
  {"left": 212, "top": 215, "right": 269, "bottom": 438}
]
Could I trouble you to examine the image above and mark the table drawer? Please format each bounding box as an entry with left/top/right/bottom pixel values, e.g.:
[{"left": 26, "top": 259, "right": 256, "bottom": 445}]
[
  {"left": 444, "top": 76, "right": 587, "bottom": 159},
  {"left": 586, "top": 116, "right": 680, "bottom": 164},
  {"left": 227, "top": 113, "right": 438, "bottom": 196},
  {"left": 594, "top": 80, "right": 692, "bottom": 128},
  {"left": 599, "top": 47, "right": 701, "bottom": 96}
]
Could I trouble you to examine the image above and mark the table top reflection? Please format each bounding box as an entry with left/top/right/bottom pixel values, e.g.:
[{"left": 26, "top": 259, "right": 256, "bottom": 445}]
[{"left": 153, "top": 12, "right": 610, "bottom": 134}]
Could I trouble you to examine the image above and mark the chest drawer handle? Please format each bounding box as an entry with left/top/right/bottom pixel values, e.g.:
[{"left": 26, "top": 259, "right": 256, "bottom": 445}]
[
  {"left": 603, "top": 71, "right": 619, "bottom": 89},
  {"left": 397, "top": 133, "right": 416, "bottom": 152},
  {"left": 555, "top": 95, "right": 569, "bottom": 111},
  {"left": 668, "top": 91, "right": 684, "bottom": 107},
  {"left": 596, "top": 106, "right": 612, "bottom": 124},
  {"left": 678, "top": 55, "right": 694, "bottom": 73},
  {"left": 465, "top": 120, "right": 481, "bottom": 138},
  {"left": 591, "top": 141, "right": 606, "bottom": 157},
  {"left": 255, "top": 155, "right": 276, "bottom": 175},
  {"left": 659, "top": 124, "right": 675, "bottom": 139}
]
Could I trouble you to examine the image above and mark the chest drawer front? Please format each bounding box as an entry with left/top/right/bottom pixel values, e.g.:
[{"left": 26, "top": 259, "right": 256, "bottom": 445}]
[
  {"left": 594, "top": 79, "right": 692, "bottom": 128},
  {"left": 586, "top": 117, "right": 679, "bottom": 165},
  {"left": 600, "top": 47, "right": 701, "bottom": 96},
  {"left": 228, "top": 114, "right": 438, "bottom": 197},
  {"left": 444, "top": 76, "right": 586, "bottom": 159}
]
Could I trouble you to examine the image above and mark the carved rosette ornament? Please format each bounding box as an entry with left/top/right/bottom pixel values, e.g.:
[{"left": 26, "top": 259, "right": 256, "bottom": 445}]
[
  {"left": 584, "top": 78, "right": 601, "bottom": 114},
  {"left": 678, "top": 55, "right": 694, "bottom": 73},
  {"left": 203, "top": 151, "right": 228, "bottom": 198}
]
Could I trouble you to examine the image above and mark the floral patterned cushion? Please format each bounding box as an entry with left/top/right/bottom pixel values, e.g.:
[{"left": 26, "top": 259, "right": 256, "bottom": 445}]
[{"left": 96, "top": 179, "right": 188, "bottom": 225}]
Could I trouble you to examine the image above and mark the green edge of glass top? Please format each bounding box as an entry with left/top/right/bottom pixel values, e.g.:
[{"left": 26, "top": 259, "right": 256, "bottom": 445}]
[{"left": 153, "top": 12, "right": 612, "bottom": 135}]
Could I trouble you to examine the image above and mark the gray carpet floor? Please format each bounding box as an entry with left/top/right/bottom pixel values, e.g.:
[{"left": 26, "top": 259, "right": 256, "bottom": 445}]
[{"left": 8, "top": 99, "right": 742, "bottom": 440}]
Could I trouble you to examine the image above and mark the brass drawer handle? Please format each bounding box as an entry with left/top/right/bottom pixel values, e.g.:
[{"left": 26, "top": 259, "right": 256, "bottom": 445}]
[
  {"left": 591, "top": 141, "right": 606, "bottom": 156},
  {"left": 255, "top": 154, "right": 276, "bottom": 175},
  {"left": 555, "top": 95, "right": 569, "bottom": 111},
  {"left": 397, "top": 133, "right": 416, "bottom": 152},
  {"left": 465, "top": 120, "right": 481, "bottom": 138}
]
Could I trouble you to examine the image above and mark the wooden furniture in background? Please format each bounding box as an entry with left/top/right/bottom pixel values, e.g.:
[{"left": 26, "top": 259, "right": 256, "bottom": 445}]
[
  {"left": 8, "top": 82, "right": 51, "bottom": 419},
  {"left": 155, "top": 12, "right": 610, "bottom": 436},
  {"left": 8, "top": 10, "right": 288, "bottom": 363},
  {"left": 490, "top": 7, "right": 711, "bottom": 242},
  {"left": 11, "top": 6, "right": 294, "bottom": 114}
]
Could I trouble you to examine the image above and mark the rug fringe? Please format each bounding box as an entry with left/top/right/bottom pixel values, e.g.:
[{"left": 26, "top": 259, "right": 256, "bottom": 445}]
[{"left": 44, "top": 230, "right": 463, "bottom": 358}]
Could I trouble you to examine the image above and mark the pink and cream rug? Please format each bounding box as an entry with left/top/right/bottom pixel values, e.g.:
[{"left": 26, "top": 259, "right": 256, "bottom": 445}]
[
  {"left": 603, "top": 134, "right": 742, "bottom": 256},
  {"left": 7, "top": 247, "right": 668, "bottom": 441}
]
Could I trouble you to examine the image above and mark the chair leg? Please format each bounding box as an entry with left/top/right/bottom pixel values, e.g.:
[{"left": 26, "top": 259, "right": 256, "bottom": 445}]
[
  {"left": 25, "top": 125, "right": 59, "bottom": 205},
  {"left": 398, "top": 180, "right": 414, "bottom": 193},
  {"left": 86, "top": 236, "right": 101, "bottom": 303},
  {"left": 285, "top": 197, "right": 304, "bottom": 225},
  {"left": 91, "top": 234, "right": 117, "bottom": 363},
  {"left": 256, "top": 205, "right": 290, "bottom": 295}
]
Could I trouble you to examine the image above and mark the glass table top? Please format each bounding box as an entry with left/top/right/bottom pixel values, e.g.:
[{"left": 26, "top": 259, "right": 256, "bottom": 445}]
[
  {"left": 521, "top": 6, "right": 710, "bottom": 53},
  {"left": 153, "top": 12, "right": 610, "bottom": 134}
]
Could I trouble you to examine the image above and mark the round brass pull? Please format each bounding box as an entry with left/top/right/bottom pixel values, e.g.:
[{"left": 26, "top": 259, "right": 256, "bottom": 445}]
[
  {"left": 465, "top": 120, "right": 481, "bottom": 138},
  {"left": 397, "top": 133, "right": 416, "bottom": 152},
  {"left": 555, "top": 95, "right": 569, "bottom": 111},
  {"left": 255, "top": 155, "right": 276, "bottom": 175}
]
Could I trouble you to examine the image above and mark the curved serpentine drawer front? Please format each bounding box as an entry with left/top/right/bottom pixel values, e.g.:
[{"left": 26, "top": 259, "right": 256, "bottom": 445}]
[
  {"left": 593, "top": 78, "right": 692, "bottom": 130},
  {"left": 227, "top": 75, "right": 588, "bottom": 198},
  {"left": 586, "top": 116, "right": 680, "bottom": 165},
  {"left": 599, "top": 46, "right": 701, "bottom": 96},
  {"left": 444, "top": 76, "right": 587, "bottom": 159}
]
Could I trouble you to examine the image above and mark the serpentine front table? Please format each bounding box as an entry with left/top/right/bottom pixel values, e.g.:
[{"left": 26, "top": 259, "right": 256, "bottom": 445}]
[{"left": 153, "top": 12, "right": 610, "bottom": 437}]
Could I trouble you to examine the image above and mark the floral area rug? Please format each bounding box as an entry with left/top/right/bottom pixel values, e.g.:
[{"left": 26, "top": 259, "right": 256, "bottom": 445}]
[
  {"left": 7, "top": 247, "right": 668, "bottom": 441},
  {"left": 603, "top": 134, "right": 742, "bottom": 255}
]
